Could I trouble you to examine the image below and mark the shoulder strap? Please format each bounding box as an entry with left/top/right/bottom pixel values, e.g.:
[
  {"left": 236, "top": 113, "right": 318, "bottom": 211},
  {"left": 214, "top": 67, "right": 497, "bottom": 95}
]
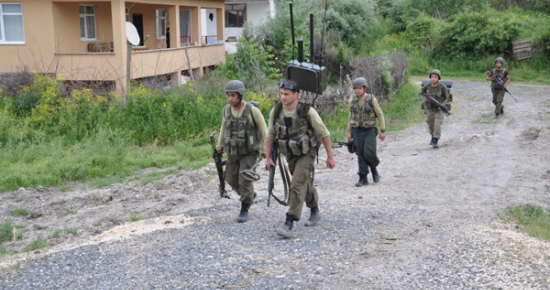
[
  {"left": 272, "top": 101, "right": 283, "bottom": 125},
  {"left": 298, "top": 102, "right": 312, "bottom": 125},
  {"left": 224, "top": 104, "right": 231, "bottom": 119}
]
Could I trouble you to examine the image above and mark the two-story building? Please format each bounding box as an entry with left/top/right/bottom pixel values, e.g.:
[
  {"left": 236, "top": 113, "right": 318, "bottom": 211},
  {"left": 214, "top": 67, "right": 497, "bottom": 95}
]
[{"left": 0, "top": 0, "right": 226, "bottom": 92}]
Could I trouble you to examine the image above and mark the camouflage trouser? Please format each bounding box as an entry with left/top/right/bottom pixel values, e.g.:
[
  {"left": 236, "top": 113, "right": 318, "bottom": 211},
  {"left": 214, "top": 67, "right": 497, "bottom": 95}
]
[
  {"left": 425, "top": 109, "right": 445, "bottom": 139},
  {"left": 224, "top": 151, "right": 258, "bottom": 205},
  {"left": 352, "top": 127, "right": 380, "bottom": 175},
  {"left": 285, "top": 151, "right": 318, "bottom": 221},
  {"left": 492, "top": 88, "right": 505, "bottom": 114}
]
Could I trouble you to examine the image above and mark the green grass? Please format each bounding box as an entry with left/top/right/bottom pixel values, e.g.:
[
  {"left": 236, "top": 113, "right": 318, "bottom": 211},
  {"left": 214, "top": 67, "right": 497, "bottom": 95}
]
[
  {"left": 23, "top": 236, "right": 48, "bottom": 252},
  {"left": 65, "top": 209, "right": 77, "bottom": 215},
  {"left": 128, "top": 212, "right": 144, "bottom": 222},
  {"left": 93, "top": 222, "right": 101, "bottom": 227},
  {"left": 64, "top": 226, "right": 78, "bottom": 236},
  {"left": 11, "top": 207, "right": 29, "bottom": 217},
  {"left": 50, "top": 229, "right": 62, "bottom": 239},
  {"left": 141, "top": 168, "right": 179, "bottom": 186},
  {"left": 506, "top": 204, "right": 550, "bottom": 241},
  {"left": 0, "top": 220, "right": 14, "bottom": 244}
]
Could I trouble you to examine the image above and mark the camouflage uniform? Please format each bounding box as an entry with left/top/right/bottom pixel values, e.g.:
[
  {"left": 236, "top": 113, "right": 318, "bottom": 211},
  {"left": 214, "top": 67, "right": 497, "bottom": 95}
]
[
  {"left": 218, "top": 102, "right": 266, "bottom": 204},
  {"left": 267, "top": 102, "right": 330, "bottom": 221},
  {"left": 490, "top": 68, "right": 509, "bottom": 115},
  {"left": 348, "top": 94, "right": 385, "bottom": 184},
  {"left": 420, "top": 82, "right": 449, "bottom": 140}
]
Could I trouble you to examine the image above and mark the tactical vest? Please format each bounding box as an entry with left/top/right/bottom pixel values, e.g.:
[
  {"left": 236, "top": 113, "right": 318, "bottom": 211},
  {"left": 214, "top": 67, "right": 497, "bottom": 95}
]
[
  {"left": 273, "top": 102, "right": 320, "bottom": 156},
  {"left": 423, "top": 83, "right": 447, "bottom": 111},
  {"left": 222, "top": 102, "right": 260, "bottom": 155},
  {"left": 491, "top": 68, "right": 508, "bottom": 89},
  {"left": 349, "top": 94, "right": 377, "bottom": 128}
]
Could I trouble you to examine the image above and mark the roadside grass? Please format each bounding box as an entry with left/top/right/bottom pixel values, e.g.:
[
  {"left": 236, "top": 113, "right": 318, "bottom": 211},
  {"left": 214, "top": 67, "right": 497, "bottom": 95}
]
[
  {"left": 50, "top": 229, "right": 62, "bottom": 239},
  {"left": 128, "top": 212, "right": 144, "bottom": 222},
  {"left": 65, "top": 209, "right": 77, "bottom": 216},
  {"left": 505, "top": 204, "right": 550, "bottom": 241},
  {"left": 11, "top": 207, "right": 29, "bottom": 217},
  {"left": 64, "top": 226, "right": 78, "bottom": 236},
  {"left": 141, "top": 168, "right": 179, "bottom": 186},
  {"left": 23, "top": 236, "right": 48, "bottom": 252}
]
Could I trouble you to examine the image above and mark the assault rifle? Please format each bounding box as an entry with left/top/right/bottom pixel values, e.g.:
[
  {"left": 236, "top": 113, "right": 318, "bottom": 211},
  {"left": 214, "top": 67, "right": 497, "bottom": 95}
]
[
  {"left": 332, "top": 140, "right": 355, "bottom": 154},
  {"left": 209, "top": 132, "right": 229, "bottom": 199},
  {"left": 422, "top": 94, "right": 452, "bottom": 116},
  {"left": 486, "top": 70, "right": 518, "bottom": 103},
  {"left": 266, "top": 141, "right": 278, "bottom": 207}
]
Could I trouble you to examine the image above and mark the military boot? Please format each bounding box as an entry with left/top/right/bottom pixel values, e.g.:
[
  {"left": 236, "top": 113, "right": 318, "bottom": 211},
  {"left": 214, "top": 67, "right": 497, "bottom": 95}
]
[
  {"left": 494, "top": 113, "right": 499, "bottom": 119},
  {"left": 304, "top": 206, "right": 321, "bottom": 226},
  {"left": 371, "top": 167, "right": 380, "bottom": 183},
  {"left": 276, "top": 216, "right": 294, "bottom": 238},
  {"left": 500, "top": 105, "right": 504, "bottom": 115},
  {"left": 432, "top": 138, "right": 439, "bottom": 149},
  {"left": 355, "top": 173, "right": 368, "bottom": 187},
  {"left": 236, "top": 202, "right": 251, "bottom": 223},
  {"left": 429, "top": 136, "right": 435, "bottom": 145}
]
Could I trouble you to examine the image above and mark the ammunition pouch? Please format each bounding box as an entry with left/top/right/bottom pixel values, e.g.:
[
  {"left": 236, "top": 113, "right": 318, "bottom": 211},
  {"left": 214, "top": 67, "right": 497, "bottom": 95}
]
[
  {"left": 347, "top": 141, "right": 356, "bottom": 154},
  {"left": 278, "top": 135, "right": 311, "bottom": 156}
]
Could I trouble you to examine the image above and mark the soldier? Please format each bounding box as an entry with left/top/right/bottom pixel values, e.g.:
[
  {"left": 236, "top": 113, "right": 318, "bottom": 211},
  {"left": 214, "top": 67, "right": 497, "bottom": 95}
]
[
  {"left": 486, "top": 57, "right": 510, "bottom": 119},
  {"left": 420, "top": 69, "right": 449, "bottom": 149},
  {"left": 217, "top": 80, "right": 267, "bottom": 223},
  {"left": 266, "top": 79, "right": 336, "bottom": 239},
  {"left": 347, "top": 77, "right": 386, "bottom": 186}
]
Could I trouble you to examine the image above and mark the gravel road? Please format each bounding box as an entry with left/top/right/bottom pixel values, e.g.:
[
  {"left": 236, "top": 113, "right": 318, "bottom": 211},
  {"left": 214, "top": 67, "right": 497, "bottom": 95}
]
[{"left": 1, "top": 79, "right": 549, "bottom": 289}]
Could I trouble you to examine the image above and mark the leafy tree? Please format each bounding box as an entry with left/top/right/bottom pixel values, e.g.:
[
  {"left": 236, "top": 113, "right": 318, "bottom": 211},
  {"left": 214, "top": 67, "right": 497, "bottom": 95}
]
[{"left": 434, "top": 10, "right": 522, "bottom": 60}]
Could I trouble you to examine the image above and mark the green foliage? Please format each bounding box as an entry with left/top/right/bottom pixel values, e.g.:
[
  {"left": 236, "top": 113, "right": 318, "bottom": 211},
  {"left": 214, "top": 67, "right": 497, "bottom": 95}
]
[
  {"left": 383, "top": 83, "right": 425, "bottom": 131},
  {"left": 64, "top": 226, "right": 78, "bottom": 236},
  {"left": 129, "top": 212, "right": 144, "bottom": 222},
  {"left": 257, "top": 0, "right": 377, "bottom": 47},
  {"left": 11, "top": 207, "right": 29, "bottom": 217},
  {"left": 435, "top": 10, "right": 522, "bottom": 60},
  {"left": 506, "top": 204, "right": 550, "bottom": 240},
  {"left": 23, "top": 236, "right": 48, "bottom": 252},
  {"left": 217, "top": 37, "right": 280, "bottom": 91},
  {"left": 404, "top": 13, "right": 439, "bottom": 51},
  {"left": 50, "top": 229, "right": 62, "bottom": 239},
  {"left": 0, "top": 219, "right": 15, "bottom": 244}
]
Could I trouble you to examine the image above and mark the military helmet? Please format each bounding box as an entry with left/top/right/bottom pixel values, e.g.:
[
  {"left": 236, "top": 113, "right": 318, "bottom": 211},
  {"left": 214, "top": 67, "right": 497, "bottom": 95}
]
[
  {"left": 225, "top": 80, "right": 246, "bottom": 96},
  {"left": 352, "top": 77, "right": 369, "bottom": 89},
  {"left": 495, "top": 57, "right": 505, "bottom": 65},
  {"left": 429, "top": 69, "right": 441, "bottom": 80}
]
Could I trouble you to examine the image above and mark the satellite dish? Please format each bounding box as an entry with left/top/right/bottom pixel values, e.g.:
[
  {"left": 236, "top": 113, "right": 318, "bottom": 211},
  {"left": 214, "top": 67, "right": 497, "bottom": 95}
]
[{"left": 126, "top": 22, "right": 140, "bottom": 46}]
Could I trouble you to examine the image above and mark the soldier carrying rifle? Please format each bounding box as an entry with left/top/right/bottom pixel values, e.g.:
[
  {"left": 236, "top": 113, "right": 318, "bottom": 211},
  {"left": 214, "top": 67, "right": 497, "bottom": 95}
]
[
  {"left": 420, "top": 69, "right": 450, "bottom": 149},
  {"left": 216, "top": 80, "right": 267, "bottom": 223},
  {"left": 486, "top": 57, "right": 511, "bottom": 119}
]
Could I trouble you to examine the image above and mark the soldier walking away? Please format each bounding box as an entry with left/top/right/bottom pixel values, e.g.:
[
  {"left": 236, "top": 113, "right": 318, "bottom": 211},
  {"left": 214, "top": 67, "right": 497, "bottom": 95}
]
[
  {"left": 266, "top": 79, "right": 336, "bottom": 239},
  {"left": 347, "top": 77, "right": 386, "bottom": 186},
  {"left": 486, "top": 57, "right": 510, "bottom": 119},
  {"left": 217, "top": 80, "right": 267, "bottom": 223},
  {"left": 420, "top": 69, "right": 449, "bottom": 149}
]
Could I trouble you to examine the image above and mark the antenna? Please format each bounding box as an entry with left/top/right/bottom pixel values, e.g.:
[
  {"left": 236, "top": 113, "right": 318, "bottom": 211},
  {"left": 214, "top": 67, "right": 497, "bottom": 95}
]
[
  {"left": 310, "top": 13, "right": 314, "bottom": 63},
  {"left": 289, "top": 2, "right": 295, "bottom": 62},
  {"left": 319, "top": 0, "right": 328, "bottom": 67}
]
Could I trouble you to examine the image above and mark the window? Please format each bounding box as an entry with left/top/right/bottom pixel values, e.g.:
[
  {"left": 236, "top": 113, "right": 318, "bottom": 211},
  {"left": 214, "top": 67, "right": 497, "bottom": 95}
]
[
  {"left": 225, "top": 4, "right": 246, "bottom": 28},
  {"left": 156, "top": 9, "right": 166, "bottom": 39},
  {"left": 79, "top": 4, "right": 96, "bottom": 40},
  {"left": 0, "top": 3, "right": 25, "bottom": 44}
]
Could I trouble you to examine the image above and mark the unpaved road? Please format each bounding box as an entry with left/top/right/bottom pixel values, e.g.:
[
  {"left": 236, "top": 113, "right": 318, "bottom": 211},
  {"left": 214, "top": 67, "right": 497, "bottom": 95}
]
[{"left": 0, "top": 79, "right": 549, "bottom": 289}]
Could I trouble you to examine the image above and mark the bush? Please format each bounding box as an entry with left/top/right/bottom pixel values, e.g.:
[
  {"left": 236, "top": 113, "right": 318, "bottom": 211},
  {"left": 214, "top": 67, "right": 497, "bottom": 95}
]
[{"left": 434, "top": 10, "right": 522, "bottom": 60}]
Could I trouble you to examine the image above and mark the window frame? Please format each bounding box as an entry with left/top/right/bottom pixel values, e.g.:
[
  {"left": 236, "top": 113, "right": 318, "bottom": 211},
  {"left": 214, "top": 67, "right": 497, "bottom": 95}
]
[
  {"left": 0, "top": 2, "right": 25, "bottom": 44},
  {"left": 156, "top": 9, "right": 166, "bottom": 39},
  {"left": 224, "top": 4, "right": 246, "bottom": 28},
  {"left": 79, "top": 4, "right": 97, "bottom": 41}
]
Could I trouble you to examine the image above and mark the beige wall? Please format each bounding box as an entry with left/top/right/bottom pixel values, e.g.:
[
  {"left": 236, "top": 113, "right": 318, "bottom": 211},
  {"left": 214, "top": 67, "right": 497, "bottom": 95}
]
[{"left": 0, "top": 0, "right": 225, "bottom": 90}]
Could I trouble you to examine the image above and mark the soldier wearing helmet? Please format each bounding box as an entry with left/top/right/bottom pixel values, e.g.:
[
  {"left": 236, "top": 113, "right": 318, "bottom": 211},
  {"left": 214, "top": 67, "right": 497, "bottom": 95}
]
[
  {"left": 266, "top": 79, "right": 336, "bottom": 239},
  {"left": 485, "top": 57, "right": 510, "bottom": 119},
  {"left": 347, "top": 77, "right": 386, "bottom": 186},
  {"left": 420, "top": 69, "right": 450, "bottom": 149},
  {"left": 217, "top": 80, "right": 268, "bottom": 223}
]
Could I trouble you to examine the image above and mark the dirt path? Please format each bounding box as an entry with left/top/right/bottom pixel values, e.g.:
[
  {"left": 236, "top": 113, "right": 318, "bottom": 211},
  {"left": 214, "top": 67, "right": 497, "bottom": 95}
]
[{"left": 1, "top": 79, "right": 549, "bottom": 287}]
